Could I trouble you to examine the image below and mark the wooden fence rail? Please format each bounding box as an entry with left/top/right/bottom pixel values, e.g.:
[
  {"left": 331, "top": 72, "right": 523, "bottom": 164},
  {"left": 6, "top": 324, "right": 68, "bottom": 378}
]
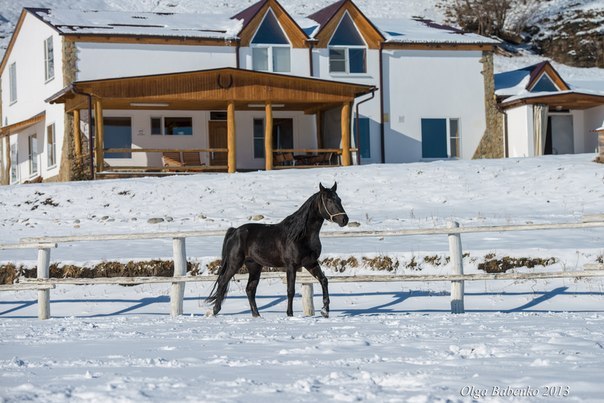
[{"left": 3, "top": 217, "right": 604, "bottom": 319}]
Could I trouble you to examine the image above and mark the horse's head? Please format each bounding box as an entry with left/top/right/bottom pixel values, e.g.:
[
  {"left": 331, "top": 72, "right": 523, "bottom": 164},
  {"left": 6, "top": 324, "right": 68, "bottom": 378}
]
[{"left": 319, "top": 182, "right": 349, "bottom": 227}]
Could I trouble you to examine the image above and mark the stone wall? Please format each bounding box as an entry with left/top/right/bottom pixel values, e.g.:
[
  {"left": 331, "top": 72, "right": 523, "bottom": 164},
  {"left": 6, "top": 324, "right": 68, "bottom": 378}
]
[
  {"left": 59, "top": 40, "right": 91, "bottom": 182},
  {"left": 473, "top": 51, "right": 504, "bottom": 159}
]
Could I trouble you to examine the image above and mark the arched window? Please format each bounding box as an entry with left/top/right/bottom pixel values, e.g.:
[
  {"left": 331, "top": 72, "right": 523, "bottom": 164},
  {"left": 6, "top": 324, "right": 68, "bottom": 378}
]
[
  {"left": 328, "top": 12, "right": 366, "bottom": 74},
  {"left": 251, "top": 10, "right": 291, "bottom": 73}
]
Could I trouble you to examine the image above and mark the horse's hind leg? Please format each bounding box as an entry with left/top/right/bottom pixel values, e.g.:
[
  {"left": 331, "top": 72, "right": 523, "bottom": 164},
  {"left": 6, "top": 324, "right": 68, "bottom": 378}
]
[
  {"left": 245, "top": 261, "right": 262, "bottom": 317},
  {"left": 286, "top": 266, "right": 297, "bottom": 317},
  {"left": 306, "top": 263, "right": 330, "bottom": 318},
  {"left": 212, "top": 254, "right": 244, "bottom": 316}
]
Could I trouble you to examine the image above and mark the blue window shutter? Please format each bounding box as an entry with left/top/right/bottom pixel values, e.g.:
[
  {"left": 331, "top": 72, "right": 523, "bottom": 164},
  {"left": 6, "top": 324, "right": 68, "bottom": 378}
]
[
  {"left": 421, "top": 118, "right": 447, "bottom": 158},
  {"left": 357, "top": 117, "right": 370, "bottom": 158}
]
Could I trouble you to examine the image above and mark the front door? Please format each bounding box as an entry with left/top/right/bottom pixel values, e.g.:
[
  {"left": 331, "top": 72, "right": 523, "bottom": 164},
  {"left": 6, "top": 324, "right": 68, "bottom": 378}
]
[
  {"left": 546, "top": 115, "right": 574, "bottom": 155},
  {"left": 208, "top": 121, "right": 228, "bottom": 166}
]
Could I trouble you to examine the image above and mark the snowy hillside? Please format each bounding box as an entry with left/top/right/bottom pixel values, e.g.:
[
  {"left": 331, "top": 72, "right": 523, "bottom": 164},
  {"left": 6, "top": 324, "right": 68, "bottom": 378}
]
[{"left": 1, "top": 154, "right": 604, "bottom": 401}]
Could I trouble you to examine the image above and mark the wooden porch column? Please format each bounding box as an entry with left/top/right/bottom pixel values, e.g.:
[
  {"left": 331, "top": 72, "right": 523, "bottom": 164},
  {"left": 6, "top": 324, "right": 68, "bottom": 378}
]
[
  {"left": 265, "top": 103, "right": 273, "bottom": 171},
  {"left": 73, "top": 109, "right": 82, "bottom": 160},
  {"left": 341, "top": 102, "right": 352, "bottom": 166},
  {"left": 227, "top": 101, "right": 236, "bottom": 173},
  {"left": 94, "top": 99, "right": 104, "bottom": 173}
]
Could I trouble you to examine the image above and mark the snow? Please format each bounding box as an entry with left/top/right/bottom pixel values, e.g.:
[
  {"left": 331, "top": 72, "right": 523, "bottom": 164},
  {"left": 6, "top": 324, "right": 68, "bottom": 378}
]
[
  {"left": 32, "top": 8, "right": 242, "bottom": 39},
  {"left": 2, "top": 154, "right": 604, "bottom": 401}
]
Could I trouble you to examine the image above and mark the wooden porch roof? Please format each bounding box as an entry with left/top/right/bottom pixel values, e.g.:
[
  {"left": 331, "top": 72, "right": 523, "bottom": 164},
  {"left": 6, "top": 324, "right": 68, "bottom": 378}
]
[
  {"left": 47, "top": 67, "right": 375, "bottom": 113},
  {"left": 500, "top": 91, "right": 604, "bottom": 111}
]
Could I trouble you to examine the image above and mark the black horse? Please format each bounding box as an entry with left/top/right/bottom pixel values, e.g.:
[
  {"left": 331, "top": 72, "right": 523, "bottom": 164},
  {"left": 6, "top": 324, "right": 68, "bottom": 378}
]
[{"left": 207, "top": 183, "right": 348, "bottom": 317}]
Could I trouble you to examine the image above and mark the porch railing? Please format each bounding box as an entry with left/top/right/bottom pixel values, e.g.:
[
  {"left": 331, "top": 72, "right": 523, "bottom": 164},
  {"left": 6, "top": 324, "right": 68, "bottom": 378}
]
[{"left": 100, "top": 148, "right": 228, "bottom": 174}]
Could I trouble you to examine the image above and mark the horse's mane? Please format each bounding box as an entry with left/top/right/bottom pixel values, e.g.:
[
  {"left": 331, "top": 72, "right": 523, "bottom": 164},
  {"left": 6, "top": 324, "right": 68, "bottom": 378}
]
[{"left": 280, "top": 192, "right": 320, "bottom": 241}]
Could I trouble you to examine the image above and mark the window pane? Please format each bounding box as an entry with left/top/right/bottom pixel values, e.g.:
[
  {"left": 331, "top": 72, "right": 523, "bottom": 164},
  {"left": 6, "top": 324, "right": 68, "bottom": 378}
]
[
  {"left": 47, "top": 124, "right": 56, "bottom": 167},
  {"left": 348, "top": 48, "right": 366, "bottom": 73},
  {"left": 104, "top": 117, "right": 132, "bottom": 158},
  {"left": 253, "top": 119, "right": 264, "bottom": 159},
  {"left": 252, "top": 47, "right": 269, "bottom": 71},
  {"left": 165, "top": 117, "right": 192, "bottom": 136},
  {"left": 421, "top": 118, "right": 447, "bottom": 158},
  {"left": 329, "top": 48, "right": 346, "bottom": 72},
  {"left": 252, "top": 11, "right": 289, "bottom": 44},
  {"left": 151, "top": 117, "right": 162, "bottom": 135},
  {"left": 449, "top": 119, "right": 460, "bottom": 158},
  {"left": 9, "top": 63, "right": 17, "bottom": 103},
  {"left": 273, "top": 47, "right": 291, "bottom": 72},
  {"left": 29, "top": 134, "right": 38, "bottom": 175},
  {"left": 329, "top": 13, "right": 365, "bottom": 46},
  {"left": 10, "top": 144, "right": 18, "bottom": 183},
  {"left": 45, "top": 37, "right": 54, "bottom": 81}
]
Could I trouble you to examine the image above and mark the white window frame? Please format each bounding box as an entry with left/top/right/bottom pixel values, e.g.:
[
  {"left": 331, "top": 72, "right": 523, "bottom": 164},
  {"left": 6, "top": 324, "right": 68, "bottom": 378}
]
[
  {"left": 328, "top": 46, "right": 367, "bottom": 74},
  {"left": 420, "top": 117, "right": 462, "bottom": 160},
  {"left": 252, "top": 44, "right": 291, "bottom": 73},
  {"left": 47, "top": 123, "right": 57, "bottom": 168},
  {"left": 44, "top": 36, "right": 55, "bottom": 82},
  {"left": 28, "top": 134, "right": 38, "bottom": 176},
  {"left": 9, "top": 62, "right": 17, "bottom": 104}
]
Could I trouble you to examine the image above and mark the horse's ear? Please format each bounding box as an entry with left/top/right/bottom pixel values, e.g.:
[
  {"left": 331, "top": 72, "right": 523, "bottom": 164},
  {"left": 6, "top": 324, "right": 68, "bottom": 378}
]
[
  {"left": 331, "top": 182, "right": 337, "bottom": 192},
  {"left": 319, "top": 183, "right": 326, "bottom": 192}
]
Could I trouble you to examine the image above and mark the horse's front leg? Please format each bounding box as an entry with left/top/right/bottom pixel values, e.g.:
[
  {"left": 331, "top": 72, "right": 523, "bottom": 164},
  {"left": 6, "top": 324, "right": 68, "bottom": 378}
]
[
  {"left": 306, "top": 263, "right": 329, "bottom": 318},
  {"left": 286, "top": 267, "right": 296, "bottom": 317}
]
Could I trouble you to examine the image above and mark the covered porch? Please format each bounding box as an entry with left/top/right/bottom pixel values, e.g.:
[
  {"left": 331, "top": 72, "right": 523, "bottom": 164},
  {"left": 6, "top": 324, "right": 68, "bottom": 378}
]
[{"left": 47, "top": 68, "right": 374, "bottom": 178}]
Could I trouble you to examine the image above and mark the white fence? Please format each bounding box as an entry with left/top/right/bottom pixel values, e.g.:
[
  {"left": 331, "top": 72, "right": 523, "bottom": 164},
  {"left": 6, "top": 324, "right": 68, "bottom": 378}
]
[{"left": 2, "top": 216, "right": 604, "bottom": 319}]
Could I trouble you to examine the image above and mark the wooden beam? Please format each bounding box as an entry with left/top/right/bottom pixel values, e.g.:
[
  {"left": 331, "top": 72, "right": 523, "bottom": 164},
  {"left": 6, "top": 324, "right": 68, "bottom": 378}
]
[
  {"left": 341, "top": 102, "right": 352, "bottom": 166},
  {"left": 227, "top": 101, "right": 236, "bottom": 173},
  {"left": 94, "top": 99, "right": 104, "bottom": 173},
  {"left": 265, "top": 103, "right": 273, "bottom": 171},
  {"left": 73, "top": 109, "right": 82, "bottom": 159}
]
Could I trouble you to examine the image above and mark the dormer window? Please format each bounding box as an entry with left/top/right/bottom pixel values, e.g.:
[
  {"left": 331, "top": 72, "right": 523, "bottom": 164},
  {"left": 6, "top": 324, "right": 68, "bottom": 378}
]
[
  {"left": 251, "top": 10, "right": 291, "bottom": 73},
  {"left": 328, "top": 12, "right": 366, "bottom": 74}
]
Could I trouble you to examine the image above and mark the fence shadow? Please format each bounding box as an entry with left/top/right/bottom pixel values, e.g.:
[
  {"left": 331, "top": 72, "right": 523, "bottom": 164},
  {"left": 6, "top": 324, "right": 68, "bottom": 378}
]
[{"left": 2, "top": 287, "right": 603, "bottom": 318}]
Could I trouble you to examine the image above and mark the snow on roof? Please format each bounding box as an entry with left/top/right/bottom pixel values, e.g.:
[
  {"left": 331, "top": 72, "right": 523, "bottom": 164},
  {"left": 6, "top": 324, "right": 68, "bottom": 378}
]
[
  {"left": 27, "top": 8, "right": 242, "bottom": 40},
  {"left": 494, "top": 65, "right": 534, "bottom": 96},
  {"left": 26, "top": 5, "right": 498, "bottom": 45},
  {"left": 372, "top": 17, "right": 499, "bottom": 45}
]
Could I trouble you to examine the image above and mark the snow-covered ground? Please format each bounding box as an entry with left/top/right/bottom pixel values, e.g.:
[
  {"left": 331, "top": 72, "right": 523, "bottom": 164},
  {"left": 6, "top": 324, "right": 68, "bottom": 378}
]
[{"left": 1, "top": 154, "right": 604, "bottom": 401}]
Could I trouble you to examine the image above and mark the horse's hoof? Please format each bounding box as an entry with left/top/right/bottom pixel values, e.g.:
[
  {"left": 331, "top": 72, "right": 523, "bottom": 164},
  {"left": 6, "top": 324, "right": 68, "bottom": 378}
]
[
  {"left": 287, "top": 312, "right": 293, "bottom": 317},
  {"left": 205, "top": 309, "right": 215, "bottom": 317},
  {"left": 321, "top": 308, "right": 329, "bottom": 318},
  {"left": 252, "top": 313, "right": 261, "bottom": 318}
]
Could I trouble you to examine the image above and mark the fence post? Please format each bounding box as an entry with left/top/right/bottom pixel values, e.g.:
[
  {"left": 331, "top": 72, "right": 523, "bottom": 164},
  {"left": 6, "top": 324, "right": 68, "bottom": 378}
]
[
  {"left": 37, "top": 247, "right": 51, "bottom": 320},
  {"left": 447, "top": 221, "right": 465, "bottom": 314},
  {"left": 301, "top": 283, "right": 315, "bottom": 316},
  {"left": 171, "top": 237, "right": 187, "bottom": 317}
]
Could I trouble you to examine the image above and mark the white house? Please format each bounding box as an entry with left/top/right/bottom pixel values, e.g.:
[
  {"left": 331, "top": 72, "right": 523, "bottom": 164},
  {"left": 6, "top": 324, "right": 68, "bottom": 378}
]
[
  {"left": 0, "top": 0, "right": 498, "bottom": 184},
  {"left": 495, "top": 61, "right": 604, "bottom": 157}
]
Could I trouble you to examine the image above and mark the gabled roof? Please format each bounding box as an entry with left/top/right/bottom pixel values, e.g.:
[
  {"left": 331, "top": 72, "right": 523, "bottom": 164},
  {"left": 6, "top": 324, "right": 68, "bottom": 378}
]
[
  {"left": 495, "top": 61, "right": 604, "bottom": 110},
  {"left": 495, "top": 61, "right": 570, "bottom": 97},
  {"left": 307, "top": 0, "right": 384, "bottom": 49},
  {"left": 232, "top": 0, "right": 308, "bottom": 47}
]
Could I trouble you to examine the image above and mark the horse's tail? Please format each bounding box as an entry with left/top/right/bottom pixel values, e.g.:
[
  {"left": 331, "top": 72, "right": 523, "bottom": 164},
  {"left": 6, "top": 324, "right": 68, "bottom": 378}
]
[{"left": 206, "top": 227, "right": 237, "bottom": 305}]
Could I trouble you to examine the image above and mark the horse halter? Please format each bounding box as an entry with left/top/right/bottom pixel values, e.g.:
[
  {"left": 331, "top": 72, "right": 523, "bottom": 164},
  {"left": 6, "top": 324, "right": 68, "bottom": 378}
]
[{"left": 320, "top": 194, "right": 347, "bottom": 222}]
